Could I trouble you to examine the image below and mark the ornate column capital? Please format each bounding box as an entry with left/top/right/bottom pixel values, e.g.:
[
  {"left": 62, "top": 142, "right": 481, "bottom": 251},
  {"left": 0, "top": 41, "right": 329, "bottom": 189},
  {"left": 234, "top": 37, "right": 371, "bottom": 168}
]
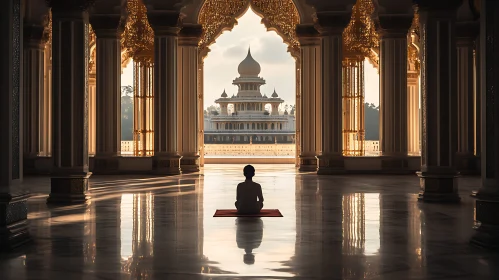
[
  {"left": 314, "top": 11, "right": 351, "bottom": 35},
  {"left": 178, "top": 24, "right": 202, "bottom": 46},
  {"left": 147, "top": 10, "right": 181, "bottom": 36},
  {"left": 296, "top": 24, "right": 321, "bottom": 46},
  {"left": 89, "top": 14, "right": 122, "bottom": 38},
  {"left": 377, "top": 14, "right": 414, "bottom": 38}
]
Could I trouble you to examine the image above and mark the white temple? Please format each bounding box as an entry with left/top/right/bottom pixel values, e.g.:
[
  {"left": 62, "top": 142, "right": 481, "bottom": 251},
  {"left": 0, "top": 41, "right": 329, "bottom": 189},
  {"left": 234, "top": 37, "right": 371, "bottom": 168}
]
[{"left": 204, "top": 48, "right": 295, "bottom": 144}]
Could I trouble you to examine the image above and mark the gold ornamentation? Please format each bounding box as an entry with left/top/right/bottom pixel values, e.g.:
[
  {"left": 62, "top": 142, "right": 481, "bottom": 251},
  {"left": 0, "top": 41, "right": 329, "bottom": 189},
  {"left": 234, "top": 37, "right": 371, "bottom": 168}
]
[
  {"left": 343, "top": 0, "right": 379, "bottom": 63},
  {"left": 341, "top": 0, "right": 377, "bottom": 156},
  {"left": 198, "top": 0, "right": 300, "bottom": 57},
  {"left": 89, "top": 25, "right": 96, "bottom": 72},
  {"left": 251, "top": 0, "right": 300, "bottom": 57},
  {"left": 342, "top": 58, "right": 365, "bottom": 156},
  {"left": 408, "top": 42, "right": 420, "bottom": 73},
  {"left": 198, "top": 0, "right": 247, "bottom": 51},
  {"left": 408, "top": 8, "right": 420, "bottom": 73},
  {"left": 123, "top": 0, "right": 155, "bottom": 64},
  {"left": 410, "top": 6, "right": 420, "bottom": 37}
]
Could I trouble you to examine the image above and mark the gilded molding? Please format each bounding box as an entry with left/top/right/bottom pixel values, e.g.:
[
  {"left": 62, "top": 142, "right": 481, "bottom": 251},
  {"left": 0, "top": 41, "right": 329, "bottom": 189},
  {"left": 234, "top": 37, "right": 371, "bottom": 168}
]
[
  {"left": 123, "top": 0, "right": 155, "bottom": 63},
  {"left": 198, "top": 0, "right": 300, "bottom": 57},
  {"left": 343, "top": 0, "right": 379, "bottom": 65}
]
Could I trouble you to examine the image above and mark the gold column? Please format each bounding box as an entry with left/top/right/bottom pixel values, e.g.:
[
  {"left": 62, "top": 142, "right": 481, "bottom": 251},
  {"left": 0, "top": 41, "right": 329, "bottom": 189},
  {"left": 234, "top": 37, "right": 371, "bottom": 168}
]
[
  {"left": 133, "top": 61, "right": 154, "bottom": 156},
  {"left": 407, "top": 13, "right": 421, "bottom": 156},
  {"left": 198, "top": 59, "right": 205, "bottom": 166},
  {"left": 341, "top": 0, "right": 378, "bottom": 157},
  {"left": 295, "top": 61, "right": 301, "bottom": 168},
  {"left": 123, "top": 0, "right": 155, "bottom": 157},
  {"left": 342, "top": 57, "right": 365, "bottom": 156},
  {"left": 42, "top": 40, "right": 52, "bottom": 156},
  {"left": 88, "top": 73, "right": 96, "bottom": 156}
]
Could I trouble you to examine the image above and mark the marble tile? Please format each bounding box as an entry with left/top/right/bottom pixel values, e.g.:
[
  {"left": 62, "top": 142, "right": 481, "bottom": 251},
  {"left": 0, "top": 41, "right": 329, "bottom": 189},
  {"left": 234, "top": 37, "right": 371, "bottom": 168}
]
[{"left": 0, "top": 164, "right": 498, "bottom": 279}]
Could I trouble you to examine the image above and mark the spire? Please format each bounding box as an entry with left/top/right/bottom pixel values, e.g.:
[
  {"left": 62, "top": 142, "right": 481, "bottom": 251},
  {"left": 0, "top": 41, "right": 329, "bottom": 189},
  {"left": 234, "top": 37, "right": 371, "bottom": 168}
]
[
  {"left": 271, "top": 88, "right": 278, "bottom": 98},
  {"left": 221, "top": 89, "right": 228, "bottom": 98}
]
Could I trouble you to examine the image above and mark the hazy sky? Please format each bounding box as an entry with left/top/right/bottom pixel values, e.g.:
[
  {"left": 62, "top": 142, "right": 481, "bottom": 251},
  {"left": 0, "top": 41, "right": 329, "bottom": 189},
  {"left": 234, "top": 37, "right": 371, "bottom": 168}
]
[{"left": 121, "top": 9, "right": 380, "bottom": 108}]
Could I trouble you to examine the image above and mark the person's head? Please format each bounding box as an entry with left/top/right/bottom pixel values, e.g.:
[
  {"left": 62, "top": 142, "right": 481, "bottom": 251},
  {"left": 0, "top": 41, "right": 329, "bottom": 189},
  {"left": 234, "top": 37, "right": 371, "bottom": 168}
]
[
  {"left": 243, "top": 165, "right": 255, "bottom": 179},
  {"left": 243, "top": 253, "right": 255, "bottom": 265}
]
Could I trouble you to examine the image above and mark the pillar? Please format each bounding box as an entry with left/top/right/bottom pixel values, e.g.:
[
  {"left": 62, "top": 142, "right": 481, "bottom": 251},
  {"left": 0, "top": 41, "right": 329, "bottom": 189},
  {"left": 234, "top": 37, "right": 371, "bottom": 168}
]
[
  {"left": 198, "top": 55, "right": 205, "bottom": 166},
  {"left": 90, "top": 14, "right": 122, "bottom": 173},
  {"left": 417, "top": 0, "right": 463, "bottom": 203},
  {"left": 474, "top": 33, "right": 481, "bottom": 162},
  {"left": 23, "top": 24, "right": 47, "bottom": 173},
  {"left": 315, "top": 12, "right": 350, "bottom": 175},
  {"left": 455, "top": 19, "right": 479, "bottom": 173},
  {"left": 48, "top": 1, "right": 92, "bottom": 204},
  {"left": 42, "top": 40, "right": 52, "bottom": 156},
  {"left": 378, "top": 15, "right": 413, "bottom": 171},
  {"left": 177, "top": 24, "right": 202, "bottom": 173},
  {"left": 471, "top": 0, "right": 499, "bottom": 249},
  {"left": 148, "top": 10, "right": 181, "bottom": 175},
  {"left": 407, "top": 68, "right": 420, "bottom": 156},
  {"left": 296, "top": 24, "right": 321, "bottom": 172},
  {"left": 0, "top": 0, "right": 30, "bottom": 250},
  {"left": 88, "top": 74, "right": 96, "bottom": 156},
  {"left": 295, "top": 61, "right": 301, "bottom": 167}
]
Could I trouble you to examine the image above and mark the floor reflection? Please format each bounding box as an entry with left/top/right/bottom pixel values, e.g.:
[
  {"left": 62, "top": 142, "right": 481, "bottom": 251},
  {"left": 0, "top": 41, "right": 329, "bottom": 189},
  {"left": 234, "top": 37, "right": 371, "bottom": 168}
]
[
  {"left": 201, "top": 165, "right": 297, "bottom": 277},
  {"left": 1, "top": 165, "right": 498, "bottom": 279},
  {"left": 235, "top": 218, "right": 264, "bottom": 265}
]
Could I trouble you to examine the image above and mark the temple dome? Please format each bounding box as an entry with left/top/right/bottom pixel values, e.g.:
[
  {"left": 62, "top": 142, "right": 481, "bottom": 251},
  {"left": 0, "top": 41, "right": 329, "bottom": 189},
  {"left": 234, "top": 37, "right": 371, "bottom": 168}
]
[
  {"left": 237, "top": 47, "right": 261, "bottom": 77},
  {"left": 221, "top": 89, "right": 228, "bottom": 98}
]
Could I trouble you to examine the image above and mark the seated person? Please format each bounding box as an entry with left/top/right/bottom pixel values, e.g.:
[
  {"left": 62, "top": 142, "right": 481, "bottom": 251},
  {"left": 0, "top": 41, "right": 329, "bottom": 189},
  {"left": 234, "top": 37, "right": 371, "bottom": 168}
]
[{"left": 235, "top": 165, "right": 264, "bottom": 214}]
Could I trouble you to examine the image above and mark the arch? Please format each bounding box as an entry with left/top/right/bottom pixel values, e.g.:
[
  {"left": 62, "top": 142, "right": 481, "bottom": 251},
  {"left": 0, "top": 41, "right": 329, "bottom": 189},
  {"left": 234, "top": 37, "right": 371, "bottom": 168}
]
[{"left": 196, "top": 0, "right": 302, "bottom": 58}]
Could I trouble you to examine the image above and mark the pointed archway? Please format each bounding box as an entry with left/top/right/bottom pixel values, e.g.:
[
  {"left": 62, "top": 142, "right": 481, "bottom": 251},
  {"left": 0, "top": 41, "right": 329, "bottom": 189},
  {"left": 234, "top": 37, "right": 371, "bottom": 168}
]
[{"left": 192, "top": 0, "right": 304, "bottom": 165}]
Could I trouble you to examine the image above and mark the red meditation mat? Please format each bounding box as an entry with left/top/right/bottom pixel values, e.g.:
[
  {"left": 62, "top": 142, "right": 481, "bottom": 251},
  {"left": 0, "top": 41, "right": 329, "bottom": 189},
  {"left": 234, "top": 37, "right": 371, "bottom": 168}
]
[{"left": 213, "top": 209, "right": 283, "bottom": 217}]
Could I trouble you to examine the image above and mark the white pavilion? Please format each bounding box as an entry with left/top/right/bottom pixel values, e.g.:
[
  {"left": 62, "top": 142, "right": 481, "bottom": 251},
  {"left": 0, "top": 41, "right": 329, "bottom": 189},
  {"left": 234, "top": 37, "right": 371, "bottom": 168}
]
[{"left": 204, "top": 48, "right": 295, "bottom": 144}]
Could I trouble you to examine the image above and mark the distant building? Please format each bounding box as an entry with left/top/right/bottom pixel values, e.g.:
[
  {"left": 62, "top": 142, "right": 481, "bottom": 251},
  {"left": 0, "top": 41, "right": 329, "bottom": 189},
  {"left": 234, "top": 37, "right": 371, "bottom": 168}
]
[{"left": 204, "top": 48, "right": 295, "bottom": 144}]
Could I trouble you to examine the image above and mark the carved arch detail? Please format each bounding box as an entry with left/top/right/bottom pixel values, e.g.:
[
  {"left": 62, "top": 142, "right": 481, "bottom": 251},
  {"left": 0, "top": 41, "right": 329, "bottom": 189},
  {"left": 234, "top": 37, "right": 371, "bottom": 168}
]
[{"left": 198, "top": 0, "right": 300, "bottom": 58}]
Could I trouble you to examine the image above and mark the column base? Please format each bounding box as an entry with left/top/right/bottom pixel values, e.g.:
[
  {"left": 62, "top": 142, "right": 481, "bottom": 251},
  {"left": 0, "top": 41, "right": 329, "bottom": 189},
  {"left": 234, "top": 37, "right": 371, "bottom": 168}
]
[
  {"left": 48, "top": 173, "right": 91, "bottom": 204},
  {"left": 317, "top": 155, "right": 345, "bottom": 175},
  {"left": 92, "top": 156, "right": 120, "bottom": 174},
  {"left": 455, "top": 153, "right": 479, "bottom": 175},
  {"left": 298, "top": 156, "right": 318, "bottom": 172},
  {"left": 152, "top": 155, "right": 181, "bottom": 175},
  {"left": 470, "top": 192, "right": 499, "bottom": 250},
  {"left": 180, "top": 155, "right": 200, "bottom": 174},
  {"left": 0, "top": 191, "right": 31, "bottom": 251},
  {"left": 381, "top": 156, "right": 411, "bottom": 174},
  {"left": 417, "top": 170, "right": 461, "bottom": 203}
]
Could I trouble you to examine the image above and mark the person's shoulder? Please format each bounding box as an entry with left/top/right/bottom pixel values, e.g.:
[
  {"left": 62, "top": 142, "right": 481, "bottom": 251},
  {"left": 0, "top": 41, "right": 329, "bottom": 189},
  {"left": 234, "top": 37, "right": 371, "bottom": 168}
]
[{"left": 254, "top": 182, "right": 262, "bottom": 188}]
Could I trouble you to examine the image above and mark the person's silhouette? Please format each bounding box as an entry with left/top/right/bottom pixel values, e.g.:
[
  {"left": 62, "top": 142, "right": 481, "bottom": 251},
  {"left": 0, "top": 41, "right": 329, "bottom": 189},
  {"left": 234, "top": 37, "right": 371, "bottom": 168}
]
[
  {"left": 236, "top": 218, "right": 263, "bottom": 265},
  {"left": 235, "top": 165, "right": 264, "bottom": 214}
]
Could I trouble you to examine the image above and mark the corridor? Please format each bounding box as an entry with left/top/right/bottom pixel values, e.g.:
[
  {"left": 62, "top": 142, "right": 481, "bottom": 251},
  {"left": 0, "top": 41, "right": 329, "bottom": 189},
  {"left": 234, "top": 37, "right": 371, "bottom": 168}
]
[{"left": 0, "top": 165, "right": 497, "bottom": 279}]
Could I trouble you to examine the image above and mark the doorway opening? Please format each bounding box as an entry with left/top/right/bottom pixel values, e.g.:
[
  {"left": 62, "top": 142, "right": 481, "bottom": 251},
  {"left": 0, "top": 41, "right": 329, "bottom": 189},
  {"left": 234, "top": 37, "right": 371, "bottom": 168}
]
[{"left": 201, "top": 7, "right": 297, "bottom": 163}]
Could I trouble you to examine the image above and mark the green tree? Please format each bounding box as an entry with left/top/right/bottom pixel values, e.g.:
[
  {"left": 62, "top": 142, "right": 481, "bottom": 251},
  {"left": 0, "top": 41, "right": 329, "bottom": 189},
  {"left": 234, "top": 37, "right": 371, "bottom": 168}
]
[
  {"left": 121, "top": 86, "right": 134, "bottom": 140},
  {"left": 205, "top": 104, "right": 220, "bottom": 116},
  {"left": 364, "top": 102, "right": 379, "bottom": 140}
]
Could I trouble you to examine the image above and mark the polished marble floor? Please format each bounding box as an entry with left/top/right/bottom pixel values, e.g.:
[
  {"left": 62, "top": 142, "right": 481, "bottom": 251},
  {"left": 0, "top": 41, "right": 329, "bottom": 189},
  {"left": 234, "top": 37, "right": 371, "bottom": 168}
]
[{"left": 1, "top": 164, "right": 499, "bottom": 279}]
